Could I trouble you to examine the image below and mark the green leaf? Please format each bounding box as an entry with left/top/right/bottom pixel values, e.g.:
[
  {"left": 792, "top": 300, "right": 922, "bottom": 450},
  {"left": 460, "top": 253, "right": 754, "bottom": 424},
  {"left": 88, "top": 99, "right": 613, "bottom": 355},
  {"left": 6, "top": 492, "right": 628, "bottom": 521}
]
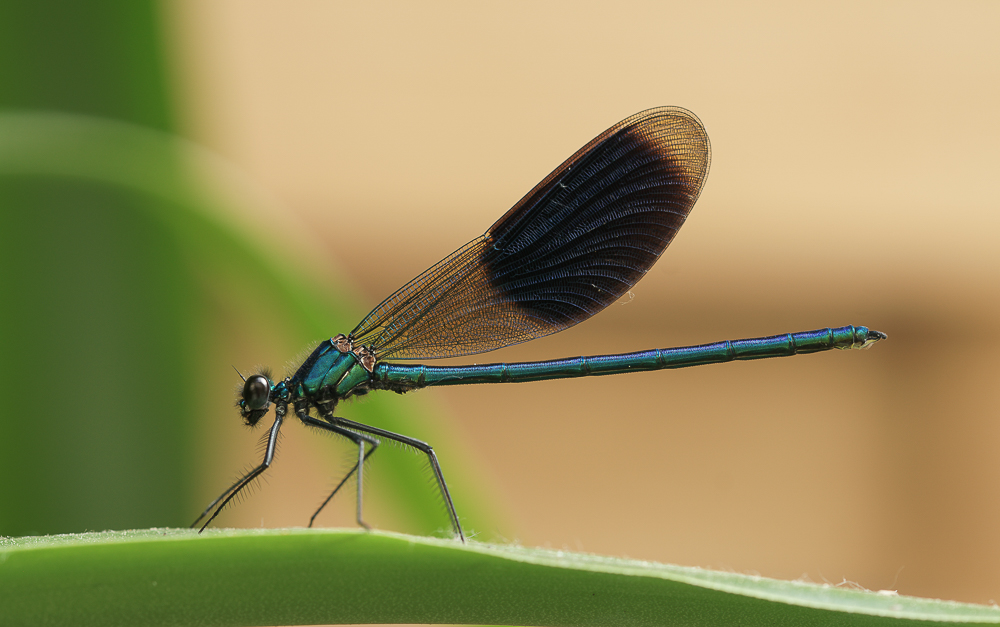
[{"left": 2, "top": 528, "right": 997, "bottom": 627}]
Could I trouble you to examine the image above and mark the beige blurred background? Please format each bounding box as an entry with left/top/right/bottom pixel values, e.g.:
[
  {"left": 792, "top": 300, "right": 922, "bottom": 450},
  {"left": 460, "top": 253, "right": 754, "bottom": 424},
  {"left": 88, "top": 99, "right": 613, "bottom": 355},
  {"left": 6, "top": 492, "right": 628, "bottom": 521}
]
[{"left": 164, "top": 1, "right": 999, "bottom": 604}]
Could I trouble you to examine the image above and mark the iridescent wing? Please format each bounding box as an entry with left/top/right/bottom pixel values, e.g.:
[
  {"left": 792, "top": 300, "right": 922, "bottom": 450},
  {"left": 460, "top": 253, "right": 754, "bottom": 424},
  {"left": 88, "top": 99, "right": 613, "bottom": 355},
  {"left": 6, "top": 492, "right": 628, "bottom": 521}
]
[{"left": 351, "top": 107, "right": 711, "bottom": 360}]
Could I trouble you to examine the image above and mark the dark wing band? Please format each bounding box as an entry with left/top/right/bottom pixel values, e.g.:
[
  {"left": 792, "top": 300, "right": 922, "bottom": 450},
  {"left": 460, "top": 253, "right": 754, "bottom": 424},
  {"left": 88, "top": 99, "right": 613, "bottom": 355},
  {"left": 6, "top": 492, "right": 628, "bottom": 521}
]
[{"left": 351, "top": 107, "right": 711, "bottom": 360}]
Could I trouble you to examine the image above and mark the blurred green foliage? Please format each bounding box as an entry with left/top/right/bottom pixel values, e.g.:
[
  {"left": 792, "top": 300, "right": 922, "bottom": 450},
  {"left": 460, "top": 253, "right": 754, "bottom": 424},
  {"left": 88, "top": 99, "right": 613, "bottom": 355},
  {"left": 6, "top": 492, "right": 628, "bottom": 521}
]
[
  {"left": 0, "top": 2, "right": 174, "bottom": 129},
  {"left": 0, "top": 0, "right": 191, "bottom": 535},
  {"left": 0, "top": 1, "right": 494, "bottom": 539},
  {"left": 0, "top": 172, "right": 197, "bottom": 534}
]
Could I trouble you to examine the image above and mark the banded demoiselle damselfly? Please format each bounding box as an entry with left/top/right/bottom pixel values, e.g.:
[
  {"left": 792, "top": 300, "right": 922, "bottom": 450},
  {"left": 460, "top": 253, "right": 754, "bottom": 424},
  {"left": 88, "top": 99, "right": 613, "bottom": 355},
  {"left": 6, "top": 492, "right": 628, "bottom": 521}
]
[{"left": 193, "top": 107, "right": 886, "bottom": 542}]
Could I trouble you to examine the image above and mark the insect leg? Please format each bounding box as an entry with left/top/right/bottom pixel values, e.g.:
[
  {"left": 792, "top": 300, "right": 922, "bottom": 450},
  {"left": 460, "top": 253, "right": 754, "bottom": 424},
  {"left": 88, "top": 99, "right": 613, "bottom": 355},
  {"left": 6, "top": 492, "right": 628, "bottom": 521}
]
[
  {"left": 192, "top": 402, "right": 286, "bottom": 531},
  {"left": 330, "top": 416, "right": 464, "bottom": 543},
  {"left": 299, "top": 404, "right": 379, "bottom": 530}
]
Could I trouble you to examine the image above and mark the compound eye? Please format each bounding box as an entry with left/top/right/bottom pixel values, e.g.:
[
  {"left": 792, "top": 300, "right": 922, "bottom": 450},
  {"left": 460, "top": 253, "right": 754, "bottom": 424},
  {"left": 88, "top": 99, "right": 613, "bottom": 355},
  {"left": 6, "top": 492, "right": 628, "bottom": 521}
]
[{"left": 242, "top": 374, "right": 270, "bottom": 410}]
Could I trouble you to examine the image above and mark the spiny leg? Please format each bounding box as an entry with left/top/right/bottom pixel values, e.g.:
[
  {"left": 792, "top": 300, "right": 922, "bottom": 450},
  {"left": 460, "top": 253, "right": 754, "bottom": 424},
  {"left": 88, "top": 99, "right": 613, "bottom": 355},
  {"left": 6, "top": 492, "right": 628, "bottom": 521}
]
[
  {"left": 192, "top": 402, "right": 286, "bottom": 531},
  {"left": 307, "top": 438, "right": 379, "bottom": 528},
  {"left": 332, "top": 416, "right": 465, "bottom": 543},
  {"left": 298, "top": 405, "right": 379, "bottom": 530}
]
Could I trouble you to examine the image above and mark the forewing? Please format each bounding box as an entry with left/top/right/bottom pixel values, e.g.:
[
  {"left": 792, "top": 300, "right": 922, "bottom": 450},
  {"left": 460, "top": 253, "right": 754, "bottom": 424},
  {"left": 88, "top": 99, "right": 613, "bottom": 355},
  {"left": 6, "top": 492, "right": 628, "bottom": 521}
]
[{"left": 351, "top": 107, "right": 711, "bottom": 360}]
